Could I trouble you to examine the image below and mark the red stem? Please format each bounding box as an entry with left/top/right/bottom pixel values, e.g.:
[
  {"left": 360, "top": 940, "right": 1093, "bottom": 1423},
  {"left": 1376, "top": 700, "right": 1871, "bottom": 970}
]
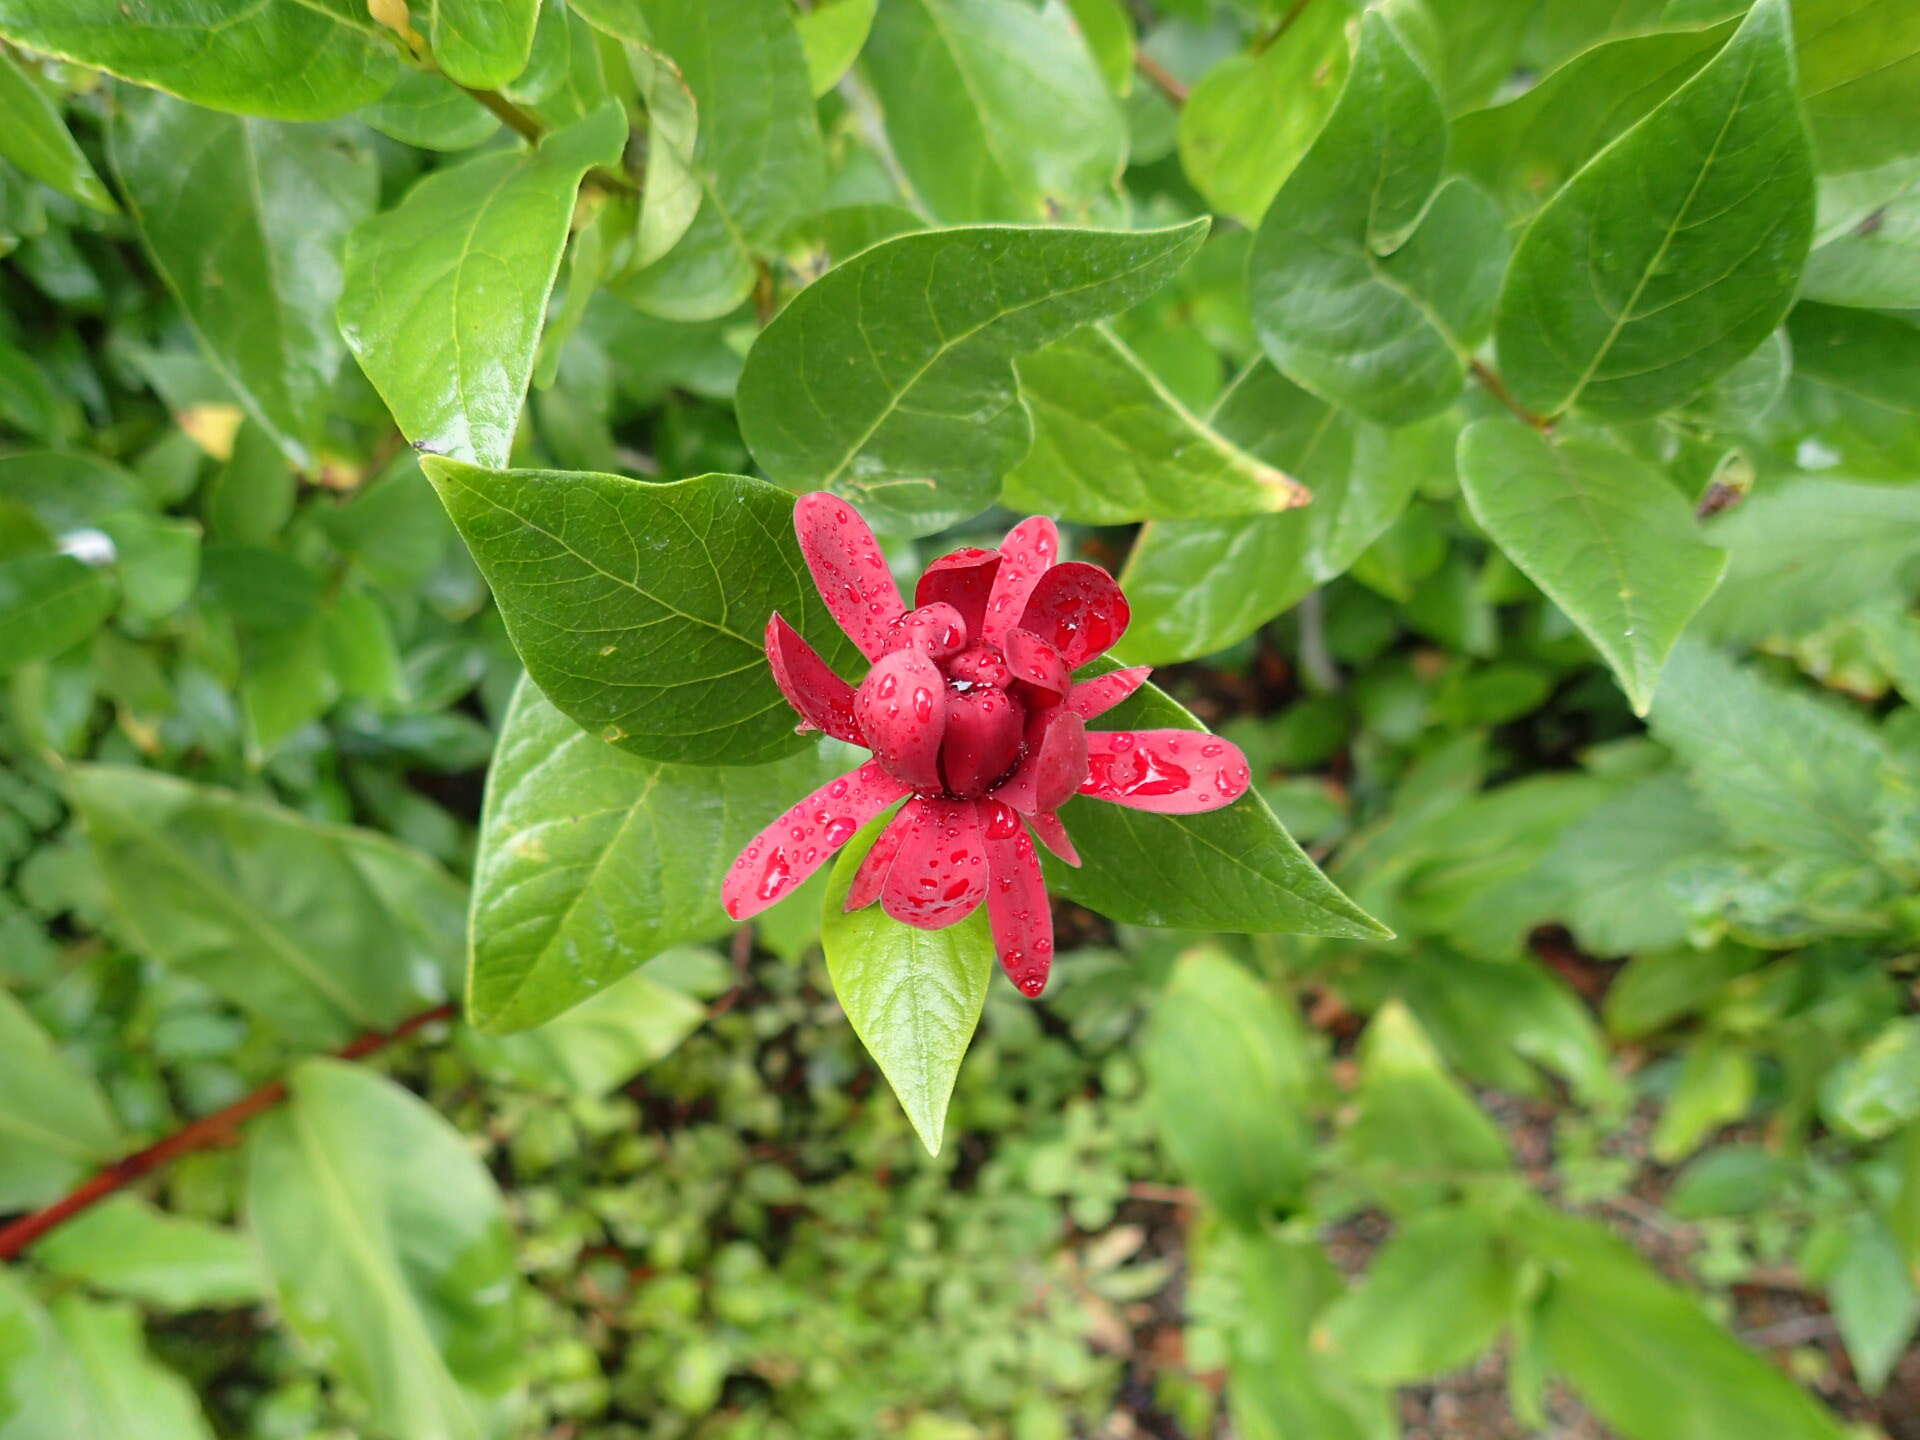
[{"left": 0, "top": 1002, "right": 457, "bottom": 1261}]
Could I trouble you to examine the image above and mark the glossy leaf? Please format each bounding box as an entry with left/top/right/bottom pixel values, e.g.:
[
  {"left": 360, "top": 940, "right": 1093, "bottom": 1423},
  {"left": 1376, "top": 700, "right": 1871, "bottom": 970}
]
[
  {"left": 821, "top": 817, "right": 993, "bottom": 1156},
  {"left": 0, "top": 0, "right": 399, "bottom": 120},
  {"left": 339, "top": 101, "right": 626, "bottom": 468},
  {"left": 111, "top": 90, "right": 376, "bottom": 469},
  {"left": 1801, "top": 191, "right": 1920, "bottom": 308},
  {"left": 1796, "top": 0, "right": 1920, "bottom": 175},
  {"left": 469, "top": 677, "right": 842, "bottom": 1031},
  {"left": 797, "top": 0, "right": 877, "bottom": 96},
  {"left": 424, "top": 459, "right": 855, "bottom": 766},
  {"left": 629, "top": 43, "right": 701, "bottom": 269},
  {"left": 737, "top": 219, "right": 1208, "bottom": 535},
  {"left": 0, "top": 985, "right": 121, "bottom": 1210},
  {"left": 0, "top": 48, "right": 113, "bottom": 212},
  {"left": 35, "top": 1195, "right": 264, "bottom": 1312},
  {"left": 1141, "top": 947, "right": 1310, "bottom": 1227},
  {"left": 1493, "top": 0, "right": 1815, "bottom": 418},
  {"left": 0, "top": 553, "right": 114, "bottom": 673},
  {"left": 1046, "top": 666, "right": 1387, "bottom": 939},
  {"left": 1764, "top": 302, "right": 1920, "bottom": 480},
  {"left": 1458, "top": 419, "right": 1727, "bottom": 715},
  {"left": 68, "top": 766, "right": 459, "bottom": 1044},
  {"left": 1001, "top": 325, "right": 1305, "bottom": 523},
  {"left": 1248, "top": 13, "right": 1504, "bottom": 425},
  {"left": 431, "top": 0, "right": 539, "bottom": 88},
  {"left": 248, "top": 1060, "right": 521, "bottom": 1440},
  {"left": 359, "top": 68, "right": 501, "bottom": 151},
  {"left": 862, "top": 0, "right": 1124, "bottom": 223}
]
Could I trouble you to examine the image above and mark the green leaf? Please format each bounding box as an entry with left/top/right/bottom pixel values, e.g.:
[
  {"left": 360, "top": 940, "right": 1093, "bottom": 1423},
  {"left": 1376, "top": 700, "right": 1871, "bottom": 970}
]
[
  {"left": 1762, "top": 302, "right": 1920, "bottom": 481},
  {"left": 248, "top": 1060, "right": 521, "bottom": 1440},
  {"left": 98, "top": 510, "right": 199, "bottom": 624},
  {"left": 339, "top": 101, "right": 626, "bottom": 468},
  {"left": 430, "top": 0, "right": 539, "bottom": 88},
  {"left": 68, "top": 765, "right": 459, "bottom": 1044},
  {"left": 1604, "top": 943, "right": 1763, "bottom": 1041},
  {"left": 1828, "top": 1216, "right": 1919, "bottom": 1392},
  {"left": 1046, "top": 667, "right": 1387, "bottom": 939},
  {"left": 1141, "top": 947, "right": 1311, "bottom": 1227},
  {"left": 1525, "top": 1208, "right": 1851, "bottom": 1440},
  {"left": 627, "top": 43, "right": 700, "bottom": 269},
  {"left": 469, "top": 676, "right": 842, "bottom": 1031},
  {"left": 0, "top": 48, "right": 112, "bottom": 212},
  {"left": 736, "top": 219, "right": 1208, "bottom": 535},
  {"left": 0, "top": 554, "right": 114, "bottom": 674},
  {"left": 1248, "top": 12, "right": 1505, "bottom": 426},
  {"left": 1795, "top": 0, "right": 1920, "bottom": 175},
  {"left": 1824, "top": 1018, "right": 1920, "bottom": 1140},
  {"left": 1801, "top": 190, "right": 1920, "bottom": 308},
  {"left": 1118, "top": 361, "right": 1432, "bottom": 665},
  {"left": 796, "top": 0, "right": 877, "bottom": 97},
  {"left": 423, "top": 458, "right": 853, "bottom": 766},
  {"left": 1493, "top": 0, "right": 1815, "bottom": 418},
  {"left": 1062, "top": 0, "right": 1133, "bottom": 98},
  {"left": 0, "top": 1, "right": 399, "bottom": 120},
  {"left": 821, "top": 817, "right": 993, "bottom": 1156},
  {"left": 1648, "top": 641, "right": 1890, "bottom": 867},
  {"left": 463, "top": 950, "right": 711, "bottom": 1095},
  {"left": 1314, "top": 1208, "right": 1514, "bottom": 1383},
  {"left": 35, "top": 1195, "right": 264, "bottom": 1312},
  {"left": 359, "top": 68, "right": 501, "bottom": 151},
  {"left": 1001, "top": 325, "right": 1305, "bottom": 524},
  {"left": 862, "top": 0, "right": 1124, "bottom": 223},
  {"left": 111, "top": 89, "right": 376, "bottom": 469},
  {"left": 0, "top": 985, "right": 121, "bottom": 1210},
  {"left": 1651, "top": 1034, "right": 1755, "bottom": 1162},
  {"left": 1457, "top": 419, "right": 1728, "bottom": 715},
  {"left": 1177, "top": 0, "right": 1349, "bottom": 225}
]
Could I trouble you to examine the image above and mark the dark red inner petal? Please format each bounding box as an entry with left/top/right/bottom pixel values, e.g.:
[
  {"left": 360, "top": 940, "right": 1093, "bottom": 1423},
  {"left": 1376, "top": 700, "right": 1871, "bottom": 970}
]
[
  {"left": 1018, "top": 561, "right": 1130, "bottom": 668},
  {"left": 1003, "top": 628, "right": 1069, "bottom": 708},
  {"left": 765, "top": 612, "right": 860, "bottom": 744},
  {"left": 887, "top": 601, "right": 967, "bottom": 660},
  {"left": 915, "top": 547, "right": 1000, "bottom": 643},
  {"left": 939, "top": 685, "right": 1025, "bottom": 798}
]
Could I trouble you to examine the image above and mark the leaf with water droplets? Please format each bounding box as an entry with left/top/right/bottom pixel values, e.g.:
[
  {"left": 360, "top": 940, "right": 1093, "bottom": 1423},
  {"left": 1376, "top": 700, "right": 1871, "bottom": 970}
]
[{"left": 822, "top": 817, "right": 995, "bottom": 1155}]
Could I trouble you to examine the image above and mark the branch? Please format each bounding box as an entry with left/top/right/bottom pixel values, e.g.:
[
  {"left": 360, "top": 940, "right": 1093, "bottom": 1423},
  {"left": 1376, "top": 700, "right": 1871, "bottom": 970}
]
[
  {"left": 458, "top": 85, "right": 639, "bottom": 194},
  {"left": 1469, "top": 358, "right": 1554, "bottom": 433},
  {"left": 0, "top": 1002, "right": 458, "bottom": 1261},
  {"left": 1134, "top": 52, "right": 1189, "bottom": 107}
]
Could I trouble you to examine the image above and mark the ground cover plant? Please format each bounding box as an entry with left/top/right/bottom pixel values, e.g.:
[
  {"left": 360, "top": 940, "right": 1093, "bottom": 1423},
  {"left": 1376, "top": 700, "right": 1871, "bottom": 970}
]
[{"left": 0, "top": 0, "right": 1918, "bottom": 1435}]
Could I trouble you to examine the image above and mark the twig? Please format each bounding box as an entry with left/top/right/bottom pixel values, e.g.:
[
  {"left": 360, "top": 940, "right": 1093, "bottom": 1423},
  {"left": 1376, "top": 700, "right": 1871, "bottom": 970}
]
[
  {"left": 460, "top": 85, "right": 544, "bottom": 144},
  {"left": 1128, "top": 1182, "right": 1200, "bottom": 1205},
  {"left": 1295, "top": 588, "right": 1343, "bottom": 693},
  {"left": 1469, "top": 358, "right": 1554, "bottom": 432},
  {"left": 1253, "top": 0, "right": 1317, "bottom": 55},
  {"left": 1135, "top": 52, "right": 1189, "bottom": 107},
  {"left": 0, "top": 1002, "right": 457, "bottom": 1260}
]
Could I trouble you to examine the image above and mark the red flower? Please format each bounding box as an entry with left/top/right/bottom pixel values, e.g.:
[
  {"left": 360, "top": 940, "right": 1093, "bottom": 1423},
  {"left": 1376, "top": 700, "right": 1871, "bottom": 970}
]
[{"left": 722, "top": 494, "right": 1253, "bottom": 997}]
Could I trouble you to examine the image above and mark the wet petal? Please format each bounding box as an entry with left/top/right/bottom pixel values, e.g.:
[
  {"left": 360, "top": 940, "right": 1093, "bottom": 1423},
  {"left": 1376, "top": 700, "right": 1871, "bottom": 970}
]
[
  {"left": 1029, "top": 809, "right": 1080, "bottom": 867},
  {"left": 723, "top": 760, "right": 909, "bottom": 921},
  {"left": 1019, "top": 561, "right": 1130, "bottom": 667},
  {"left": 794, "top": 492, "right": 905, "bottom": 661},
  {"left": 994, "top": 708, "right": 1088, "bottom": 814},
  {"left": 915, "top": 546, "right": 999, "bottom": 642},
  {"left": 854, "top": 648, "right": 948, "bottom": 792},
  {"left": 887, "top": 601, "right": 967, "bottom": 660},
  {"left": 882, "top": 798, "right": 989, "bottom": 930},
  {"left": 1080, "top": 730, "right": 1252, "bottom": 814},
  {"left": 940, "top": 685, "right": 1025, "bottom": 798},
  {"left": 947, "top": 645, "right": 1012, "bottom": 689},
  {"left": 1003, "top": 627, "right": 1069, "bottom": 706},
  {"left": 1065, "top": 665, "right": 1152, "bottom": 722},
  {"left": 979, "top": 516, "right": 1059, "bottom": 647},
  {"left": 844, "top": 802, "right": 915, "bottom": 912},
  {"left": 765, "top": 612, "right": 860, "bottom": 744},
  {"left": 982, "top": 801, "right": 1054, "bottom": 997}
]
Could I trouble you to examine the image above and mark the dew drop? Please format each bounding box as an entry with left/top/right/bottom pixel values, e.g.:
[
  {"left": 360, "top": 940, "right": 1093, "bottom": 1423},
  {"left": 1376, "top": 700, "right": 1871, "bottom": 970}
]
[
  {"left": 828, "top": 778, "right": 849, "bottom": 799},
  {"left": 824, "top": 817, "right": 857, "bottom": 846},
  {"left": 756, "top": 847, "right": 794, "bottom": 902}
]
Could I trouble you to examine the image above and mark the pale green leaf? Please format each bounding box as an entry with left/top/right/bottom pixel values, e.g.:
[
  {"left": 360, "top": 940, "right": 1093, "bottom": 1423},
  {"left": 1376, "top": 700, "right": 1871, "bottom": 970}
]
[
  {"left": 0, "top": 1284, "right": 216, "bottom": 1440},
  {"left": 35, "top": 1196, "right": 264, "bottom": 1312},
  {"left": 339, "top": 101, "right": 626, "bottom": 468},
  {"left": 0, "top": 986, "right": 121, "bottom": 1211},
  {"left": 797, "top": 0, "right": 877, "bottom": 97},
  {"left": 1801, "top": 190, "right": 1920, "bottom": 308},
  {"left": 1493, "top": 0, "right": 1815, "bottom": 418},
  {"left": 1001, "top": 324, "right": 1305, "bottom": 523},
  {"left": 0, "top": 554, "right": 114, "bottom": 674},
  {"left": 359, "top": 68, "right": 501, "bottom": 151},
  {"left": 431, "top": 0, "right": 540, "bottom": 89},
  {"left": 737, "top": 219, "right": 1208, "bottom": 535},
  {"left": 0, "top": 48, "right": 113, "bottom": 212},
  {"left": 1457, "top": 419, "right": 1727, "bottom": 715},
  {"left": 1796, "top": 0, "right": 1920, "bottom": 175},
  {"left": 248, "top": 1061, "right": 521, "bottom": 1440},
  {"left": 1828, "top": 1217, "right": 1919, "bottom": 1394},
  {"left": 821, "top": 817, "right": 993, "bottom": 1156},
  {"left": 468, "top": 676, "right": 841, "bottom": 1031}
]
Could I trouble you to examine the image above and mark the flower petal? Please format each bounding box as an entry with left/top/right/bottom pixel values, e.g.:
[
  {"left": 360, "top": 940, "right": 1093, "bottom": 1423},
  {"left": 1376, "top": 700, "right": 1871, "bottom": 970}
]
[
  {"left": 723, "top": 760, "right": 909, "bottom": 921},
  {"left": 916, "top": 546, "right": 1000, "bottom": 643},
  {"left": 844, "top": 802, "right": 914, "bottom": 912},
  {"left": 765, "top": 612, "right": 860, "bottom": 744},
  {"left": 854, "top": 647, "right": 948, "bottom": 792},
  {"left": 1003, "top": 627, "right": 1070, "bottom": 706},
  {"left": 882, "top": 797, "right": 989, "bottom": 929},
  {"left": 1019, "top": 561, "right": 1130, "bottom": 667},
  {"left": 1080, "top": 730, "right": 1253, "bottom": 814},
  {"left": 1029, "top": 809, "right": 1080, "bottom": 867},
  {"left": 994, "top": 708, "right": 1088, "bottom": 814},
  {"left": 1065, "top": 665, "right": 1152, "bottom": 721},
  {"left": 979, "top": 516, "right": 1059, "bottom": 647},
  {"left": 983, "top": 802, "right": 1054, "bottom": 997},
  {"left": 940, "top": 685, "right": 1025, "bottom": 798},
  {"left": 794, "top": 492, "right": 905, "bottom": 661},
  {"left": 887, "top": 601, "right": 967, "bottom": 660}
]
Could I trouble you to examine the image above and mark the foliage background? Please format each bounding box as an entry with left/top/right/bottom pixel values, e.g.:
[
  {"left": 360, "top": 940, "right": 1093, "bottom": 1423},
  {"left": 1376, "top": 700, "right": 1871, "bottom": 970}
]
[{"left": 0, "top": 0, "right": 1918, "bottom": 1437}]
